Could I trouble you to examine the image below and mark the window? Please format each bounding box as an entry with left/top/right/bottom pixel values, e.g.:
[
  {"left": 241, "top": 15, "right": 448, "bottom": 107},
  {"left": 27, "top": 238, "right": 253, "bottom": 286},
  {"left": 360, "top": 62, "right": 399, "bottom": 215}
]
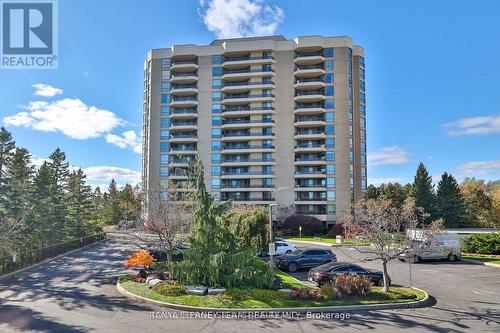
[
  {"left": 262, "top": 89, "right": 272, "bottom": 96},
  {"left": 324, "top": 60, "right": 334, "bottom": 70},
  {"left": 324, "top": 47, "right": 334, "bottom": 57},
  {"left": 359, "top": 68, "right": 365, "bottom": 79},
  {"left": 325, "top": 99, "right": 334, "bottom": 109},
  {"left": 211, "top": 166, "right": 221, "bottom": 175},
  {"left": 211, "top": 153, "right": 221, "bottom": 163},
  {"left": 360, "top": 92, "right": 365, "bottom": 103},
  {"left": 262, "top": 165, "right": 272, "bottom": 174},
  {"left": 212, "top": 91, "right": 221, "bottom": 100},
  {"left": 212, "top": 141, "right": 221, "bottom": 151},
  {"left": 361, "top": 142, "right": 366, "bottom": 152},
  {"left": 262, "top": 140, "right": 272, "bottom": 148},
  {"left": 262, "top": 51, "right": 272, "bottom": 58},
  {"left": 160, "top": 130, "right": 169, "bottom": 140},
  {"left": 360, "top": 81, "right": 365, "bottom": 90},
  {"left": 161, "top": 58, "right": 170, "bottom": 68},
  {"left": 326, "top": 138, "right": 335, "bottom": 148},
  {"left": 161, "top": 106, "right": 169, "bottom": 115},
  {"left": 361, "top": 179, "right": 367, "bottom": 190},
  {"left": 326, "top": 151, "right": 335, "bottom": 161},
  {"left": 350, "top": 176, "right": 354, "bottom": 187},
  {"left": 360, "top": 118, "right": 365, "bottom": 127},
  {"left": 160, "top": 118, "right": 170, "bottom": 128},
  {"left": 349, "top": 150, "right": 354, "bottom": 161},
  {"left": 161, "top": 82, "right": 170, "bottom": 92},
  {"left": 327, "top": 191, "right": 336, "bottom": 200},
  {"left": 326, "top": 164, "right": 336, "bottom": 175},
  {"left": 262, "top": 102, "right": 272, "bottom": 109},
  {"left": 360, "top": 105, "right": 366, "bottom": 115},
  {"left": 361, "top": 153, "right": 366, "bottom": 164},
  {"left": 161, "top": 70, "right": 169, "bottom": 80},
  {"left": 160, "top": 154, "right": 169, "bottom": 164},
  {"left": 325, "top": 125, "right": 335, "bottom": 135},
  {"left": 262, "top": 76, "right": 272, "bottom": 84},
  {"left": 212, "top": 116, "right": 221, "bottom": 126},
  {"left": 212, "top": 79, "right": 221, "bottom": 88},
  {"left": 348, "top": 112, "right": 353, "bottom": 123},
  {"left": 327, "top": 204, "right": 336, "bottom": 215},
  {"left": 324, "top": 73, "right": 334, "bottom": 83},
  {"left": 327, "top": 177, "right": 335, "bottom": 188},
  {"left": 262, "top": 114, "right": 272, "bottom": 122},
  {"left": 212, "top": 67, "right": 222, "bottom": 76},
  {"left": 212, "top": 104, "right": 221, "bottom": 113},
  {"left": 326, "top": 112, "right": 334, "bottom": 122},
  {"left": 212, "top": 55, "right": 222, "bottom": 64},
  {"left": 211, "top": 178, "right": 220, "bottom": 189},
  {"left": 262, "top": 152, "right": 272, "bottom": 161},
  {"left": 212, "top": 128, "right": 221, "bottom": 137},
  {"left": 160, "top": 167, "right": 169, "bottom": 177},
  {"left": 361, "top": 167, "right": 367, "bottom": 177},
  {"left": 325, "top": 86, "right": 334, "bottom": 96},
  {"left": 262, "top": 64, "right": 272, "bottom": 72},
  {"left": 160, "top": 142, "right": 169, "bottom": 152},
  {"left": 161, "top": 94, "right": 170, "bottom": 104},
  {"left": 262, "top": 178, "right": 272, "bottom": 187},
  {"left": 358, "top": 56, "right": 365, "bottom": 66},
  {"left": 262, "top": 127, "right": 272, "bottom": 135}
]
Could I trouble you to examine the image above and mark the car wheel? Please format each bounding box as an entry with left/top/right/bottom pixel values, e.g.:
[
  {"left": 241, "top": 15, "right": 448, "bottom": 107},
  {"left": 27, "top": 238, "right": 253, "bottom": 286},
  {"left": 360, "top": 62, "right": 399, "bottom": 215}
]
[
  {"left": 413, "top": 256, "right": 421, "bottom": 263},
  {"left": 287, "top": 262, "right": 298, "bottom": 272},
  {"left": 286, "top": 250, "right": 292, "bottom": 255},
  {"left": 447, "top": 254, "right": 456, "bottom": 262}
]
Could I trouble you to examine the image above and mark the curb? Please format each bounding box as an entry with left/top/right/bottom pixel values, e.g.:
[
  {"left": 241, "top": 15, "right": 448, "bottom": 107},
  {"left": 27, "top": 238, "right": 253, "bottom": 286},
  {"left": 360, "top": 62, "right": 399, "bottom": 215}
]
[
  {"left": 0, "top": 239, "right": 107, "bottom": 281},
  {"left": 286, "top": 239, "right": 370, "bottom": 248},
  {"left": 116, "top": 278, "right": 431, "bottom": 313},
  {"left": 461, "top": 258, "right": 500, "bottom": 268}
]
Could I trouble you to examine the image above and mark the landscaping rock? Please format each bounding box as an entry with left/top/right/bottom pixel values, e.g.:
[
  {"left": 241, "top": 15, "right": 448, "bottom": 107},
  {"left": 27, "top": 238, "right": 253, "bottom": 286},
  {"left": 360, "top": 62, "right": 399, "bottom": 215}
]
[
  {"left": 145, "top": 275, "right": 158, "bottom": 284},
  {"left": 278, "top": 288, "right": 292, "bottom": 293},
  {"left": 147, "top": 278, "right": 163, "bottom": 287},
  {"left": 185, "top": 285, "right": 208, "bottom": 295},
  {"left": 207, "top": 287, "right": 226, "bottom": 295}
]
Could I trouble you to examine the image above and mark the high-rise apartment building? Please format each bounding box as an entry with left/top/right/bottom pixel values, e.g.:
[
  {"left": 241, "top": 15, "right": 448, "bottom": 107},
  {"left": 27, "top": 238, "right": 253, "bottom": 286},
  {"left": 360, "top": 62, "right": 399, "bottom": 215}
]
[{"left": 142, "top": 35, "right": 367, "bottom": 227}]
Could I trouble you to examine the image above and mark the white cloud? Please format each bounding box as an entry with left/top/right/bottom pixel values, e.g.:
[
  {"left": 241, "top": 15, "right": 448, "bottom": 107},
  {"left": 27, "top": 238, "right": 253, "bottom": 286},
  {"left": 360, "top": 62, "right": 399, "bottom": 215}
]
[
  {"left": 83, "top": 166, "right": 141, "bottom": 184},
  {"left": 199, "top": 0, "right": 284, "bottom": 38},
  {"left": 3, "top": 98, "right": 124, "bottom": 140},
  {"left": 32, "top": 83, "right": 63, "bottom": 97},
  {"left": 444, "top": 115, "right": 500, "bottom": 136},
  {"left": 105, "top": 130, "right": 142, "bottom": 154},
  {"left": 368, "top": 177, "right": 405, "bottom": 186},
  {"left": 455, "top": 160, "right": 500, "bottom": 178},
  {"left": 368, "top": 146, "right": 409, "bottom": 166}
]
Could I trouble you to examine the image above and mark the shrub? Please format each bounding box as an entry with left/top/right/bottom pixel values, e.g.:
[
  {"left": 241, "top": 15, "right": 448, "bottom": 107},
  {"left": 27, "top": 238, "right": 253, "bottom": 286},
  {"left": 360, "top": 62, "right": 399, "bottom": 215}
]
[
  {"left": 153, "top": 284, "right": 187, "bottom": 296},
  {"left": 327, "top": 223, "right": 345, "bottom": 237},
  {"left": 289, "top": 288, "right": 323, "bottom": 300},
  {"left": 334, "top": 274, "right": 372, "bottom": 298},
  {"left": 319, "top": 284, "right": 336, "bottom": 299},
  {"left": 280, "top": 215, "right": 325, "bottom": 236},
  {"left": 124, "top": 250, "right": 153, "bottom": 269},
  {"left": 463, "top": 233, "right": 500, "bottom": 255},
  {"left": 220, "top": 288, "right": 250, "bottom": 301},
  {"left": 220, "top": 289, "right": 289, "bottom": 301}
]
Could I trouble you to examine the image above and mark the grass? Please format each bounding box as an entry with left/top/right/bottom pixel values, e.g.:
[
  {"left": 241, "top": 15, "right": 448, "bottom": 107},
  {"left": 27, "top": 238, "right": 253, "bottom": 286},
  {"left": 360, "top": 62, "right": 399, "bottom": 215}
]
[
  {"left": 287, "top": 236, "right": 369, "bottom": 246},
  {"left": 463, "top": 254, "right": 500, "bottom": 265},
  {"left": 275, "top": 270, "right": 309, "bottom": 289},
  {"left": 119, "top": 277, "right": 425, "bottom": 309}
]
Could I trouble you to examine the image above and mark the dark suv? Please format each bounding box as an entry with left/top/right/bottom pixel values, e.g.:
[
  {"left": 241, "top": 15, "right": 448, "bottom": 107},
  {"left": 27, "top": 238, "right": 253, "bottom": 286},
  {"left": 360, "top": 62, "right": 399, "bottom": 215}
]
[
  {"left": 275, "top": 249, "right": 336, "bottom": 272},
  {"left": 307, "top": 262, "right": 388, "bottom": 286}
]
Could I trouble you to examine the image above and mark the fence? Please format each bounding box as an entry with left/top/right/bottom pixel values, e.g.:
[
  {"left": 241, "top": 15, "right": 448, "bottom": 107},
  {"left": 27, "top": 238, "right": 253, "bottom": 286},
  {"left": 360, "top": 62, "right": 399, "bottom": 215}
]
[{"left": 0, "top": 233, "right": 106, "bottom": 277}]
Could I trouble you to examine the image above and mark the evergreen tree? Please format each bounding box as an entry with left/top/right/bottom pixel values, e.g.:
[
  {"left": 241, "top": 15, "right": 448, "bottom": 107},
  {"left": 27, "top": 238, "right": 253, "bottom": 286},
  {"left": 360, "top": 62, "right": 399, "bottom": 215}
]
[
  {"left": 459, "top": 178, "right": 494, "bottom": 227},
  {"left": 0, "top": 127, "right": 15, "bottom": 216},
  {"left": 67, "top": 168, "right": 95, "bottom": 237},
  {"left": 47, "top": 148, "right": 71, "bottom": 241},
  {"left": 437, "top": 173, "right": 469, "bottom": 227},
  {"left": 30, "top": 162, "right": 54, "bottom": 247},
  {"left": 120, "top": 184, "right": 140, "bottom": 221},
  {"left": 104, "top": 179, "right": 122, "bottom": 225},
  {"left": 5, "top": 147, "right": 34, "bottom": 219},
  {"left": 365, "top": 185, "right": 380, "bottom": 200},
  {"left": 91, "top": 187, "right": 105, "bottom": 226},
  {"left": 380, "top": 183, "right": 407, "bottom": 208},
  {"left": 412, "top": 163, "right": 437, "bottom": 225}
]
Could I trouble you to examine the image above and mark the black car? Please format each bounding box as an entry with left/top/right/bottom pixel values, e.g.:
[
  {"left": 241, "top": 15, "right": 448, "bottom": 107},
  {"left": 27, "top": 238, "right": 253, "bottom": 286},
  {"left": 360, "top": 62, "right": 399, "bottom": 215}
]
[
  {"left": 275, "top": 248, "right": 336, "bottom": 272},
  {"left": 148, "top": 245, "right": 189, "bottom": 262},
  {"left": 307, "top": 262, "right": 389, "bottom": 286}
]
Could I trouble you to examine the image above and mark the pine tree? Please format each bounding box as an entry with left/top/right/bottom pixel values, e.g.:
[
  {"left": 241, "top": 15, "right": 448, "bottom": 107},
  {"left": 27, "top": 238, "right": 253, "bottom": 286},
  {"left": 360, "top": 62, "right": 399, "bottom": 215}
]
[
  {"left": 67, "top": 168, "right": 95, "bottom": 237},
  {"left": 30, "top": 162, "right": 54, "bottom": 247},
  {"left": 380, "top": 183, "right": 407, "bottom": 208},
  {"left": 120, "top": 184, "right": 140, "bottom": 221},
  {"left": 437, "top": 173, "right": 469, "bottom": 227},
  {"left": 104, "top": 179, "right": 122, "bottom": 225},
  {"left": 0, "top": 127, "right": 15, "bottom": 217},
  {"left": 6, "top": 147, "right": 34, "bottom": 219},
  {"left": 412, "top": 163, "right": 437, "bottom": 225},
  {"left": 47, "top": 148, "right": 70, "bottom": 241}
]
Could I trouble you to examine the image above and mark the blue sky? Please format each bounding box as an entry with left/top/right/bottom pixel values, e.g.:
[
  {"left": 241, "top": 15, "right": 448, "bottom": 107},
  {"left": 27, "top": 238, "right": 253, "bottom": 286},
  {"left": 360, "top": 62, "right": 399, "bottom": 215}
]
[{"left": 1, "top": 0, "right": 499, "bottom": 188}]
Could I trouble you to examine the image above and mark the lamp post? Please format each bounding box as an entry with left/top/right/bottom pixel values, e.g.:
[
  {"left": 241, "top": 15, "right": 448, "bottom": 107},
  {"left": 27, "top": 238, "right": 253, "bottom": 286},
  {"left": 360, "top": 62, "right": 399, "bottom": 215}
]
[{"left": 268, "top": 203, "right": 278, "bottom": 268}]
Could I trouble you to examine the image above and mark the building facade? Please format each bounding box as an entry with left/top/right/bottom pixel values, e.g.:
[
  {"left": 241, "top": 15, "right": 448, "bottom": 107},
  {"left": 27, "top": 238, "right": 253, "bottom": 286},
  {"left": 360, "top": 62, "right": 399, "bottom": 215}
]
[{"left": 142, "top": 35, "right": 367, "bottom": 227}]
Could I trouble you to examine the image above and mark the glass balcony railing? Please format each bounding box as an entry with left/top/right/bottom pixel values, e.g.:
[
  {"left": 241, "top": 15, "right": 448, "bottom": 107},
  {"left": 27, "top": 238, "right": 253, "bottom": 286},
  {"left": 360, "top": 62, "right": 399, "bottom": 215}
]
[
  {"left": 170, "top": 108, "right": 197, "bottom": 114},
  {"left": 294, "top": 51, "right": 323, "bottom": 58},
  {"left": 222, "top": 119, "right": 274, "bottom": 125},
  {"left": 223, "top": 81, "right": 274, "bottom": 87},
  {"left": 294, "top": 103, "right": 324, "bottom": 109},
  {"left": 223, "top": 93, "right": 274, "bottom": 99},
  {"left": 295, "top": 65, "right": 324, "bottom": 71},
  {"left": 223, "top": 55, "right": 274, "bottom": 62},
  {"left": 223, "top": 106, "right": 274, "bottom": 112},
  {"left": 223, "top": 68, "right": 274, "bottom": 75}
]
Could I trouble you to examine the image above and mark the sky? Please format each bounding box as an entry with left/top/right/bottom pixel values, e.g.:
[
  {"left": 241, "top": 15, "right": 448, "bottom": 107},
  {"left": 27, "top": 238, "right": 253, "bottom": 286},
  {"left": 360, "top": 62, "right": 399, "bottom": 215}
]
[{"left": 0, "top": 0, "right": 499, "bottom": 189}]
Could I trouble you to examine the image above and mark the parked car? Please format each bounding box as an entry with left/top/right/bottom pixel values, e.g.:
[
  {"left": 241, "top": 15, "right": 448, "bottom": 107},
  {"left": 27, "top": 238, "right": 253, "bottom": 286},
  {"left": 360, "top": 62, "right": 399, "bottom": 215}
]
[
  {"left": 307, "top": 262, "right": 388, "bottom": 287},
  {"left": 148, "top": 244, "right": 189, "bottom": 262},
  {"left": 399, "top": 231, "right": 461, "bottom": 263},
  {"left": 275, "top": 241, "right": 296, "bottom": 255},
  {"left": 275, "top": 248, "right": 336, "bottom": 272}
]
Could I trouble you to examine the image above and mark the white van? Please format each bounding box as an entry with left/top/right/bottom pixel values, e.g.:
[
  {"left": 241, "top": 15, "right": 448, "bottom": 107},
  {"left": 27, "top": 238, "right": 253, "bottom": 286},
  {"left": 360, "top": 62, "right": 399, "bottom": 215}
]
[{"left": 402, "top": 231, "right": 461, "bottom": 263}]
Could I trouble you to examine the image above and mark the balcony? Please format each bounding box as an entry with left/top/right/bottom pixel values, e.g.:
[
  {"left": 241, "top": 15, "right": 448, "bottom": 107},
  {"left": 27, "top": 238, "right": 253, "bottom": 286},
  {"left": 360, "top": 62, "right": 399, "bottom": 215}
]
[
  {"left": 169, "top": 121, "right": 197, "bottom": 131},
  {"left": 222, "top": 106, "right": 275, "bottom": 116},
  {"left": 294, "top": 130, "right": 325, "bottom": 140},
  {"left": 221, "top": 119, "right": 275, "bottom": 129},
  {"left": 222, "top": 55, "right": 275, "bottom": 68},
  {"left": 221, "top": 158, "right": 276, "bottom": 167},
  {"left": 294, "top": 65, "right": 325, "bottom": 78},
  {"left": 220, "top": 184, "right": 275, "bottom": 192},
  {"left": 222, "top": 145, "right": 274, "bottom": 154},
  {"left": 169, "top": 108, "right": 198, "bottom": 119},
  {"left": 170, "top": 96, "right": 198, "bottom": 107},
  {"left": 169, "top": 146, "right": 197, "bottom": 154},
  {"left": 294, "top": 143, "right": 325, "bottom": 153},
  {"left": 170, "top": 72, "right": 198, "bottom": 83},
  {"left": 169, "top": 134, "right": 198, "bottom": 143},
  {"left": 294, "top": 90, "right": 325, "bottom": 103},
  {"left": 221, "top": 171, "right": 276, "bottom": 179},
  {"left": 222, "top": 93, "right": 275, "bottom": 105},
  {"left": 222, "top": 68, "right": 275, "bottom": 81},
  {"left": 170, "top": 59, "right": 199, "bottom": 72},
  {"left": 294, "top": 170, "right": 327, "bottom": 178},
  {"left": 221, "top": 81, "right": 274, "bottom": 93},
  {"left": 170, "top": 84, "right": 198, "bottom": 95},
  {"left": 294, "top": 116, "right": 326, "bottom": 128},
  {"left": 294, "top": 52, "right": 325, "bottom": 65},
  {"left": 294, "top": 184, "right": 326, "bottom": 191},
  {"left": 294, "top": 78, "right": 326, "bottom": 90},
  {"left": 294, "top": 156, "right": 326, "bottom": 166},
  {"left": 294, "top": 103, "right": 325, "bottom": 115},
  {"left": 221, "top": 132, "right": 274, "bottom": 141}
]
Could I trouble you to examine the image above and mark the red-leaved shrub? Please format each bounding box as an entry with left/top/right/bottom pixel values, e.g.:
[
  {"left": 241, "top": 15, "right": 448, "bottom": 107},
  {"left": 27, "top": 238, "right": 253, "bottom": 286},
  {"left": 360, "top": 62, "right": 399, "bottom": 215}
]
[
  {"left": 327, "top": 223, "right": 345, "bottom": 237},
  {"left": 289, "top": 288, "right": 323, "bottom": 300},
  {"left": 333, "top": 274, "right": 372, "bottom": 298}
]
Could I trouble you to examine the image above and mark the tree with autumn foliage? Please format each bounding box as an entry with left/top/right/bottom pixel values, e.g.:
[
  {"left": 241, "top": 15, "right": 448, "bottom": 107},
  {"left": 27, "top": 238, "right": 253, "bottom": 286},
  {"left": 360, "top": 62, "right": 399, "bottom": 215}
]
[{"left": 124, "top": 249, "right": 153, "bottom": 269}]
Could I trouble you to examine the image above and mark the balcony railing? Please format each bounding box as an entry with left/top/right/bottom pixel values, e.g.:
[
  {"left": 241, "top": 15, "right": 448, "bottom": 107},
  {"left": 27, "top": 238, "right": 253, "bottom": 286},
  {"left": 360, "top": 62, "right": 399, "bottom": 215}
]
[
  {"left": 221, "top": 197, "right": 275, "bottom": 202},
  {"left": 170, "top": 134, "right": 197, "bottom": 139},
  {"left": 223, "top": 132, "right": 274, "bottom": 137},
  {"left": 223, "top": 106, "right": 274, "bottom": 112},
  {"left": 295, "top": 65, "right": 324, "bottom": 70},
  {"left": 222, "top": 171, "right": 274, "bottom": 175},
  {"left": 295, "top": 183, "right": 326, "bottom": 188},
  {"left": 171, "top": 60, "right": 198, "bottom": 65},
  {"left": 223, "top": 68, "right": 274, "bottom": 74},
  {"left": 295, "top": 51, "right": 323, "bottom": 58},
  {"left": 295, "top": 209, "right": 327, "bottom": 214},
  {"left": 295, "top": 157, "right": 326, "bottom": 162},
  {"left": 171, "top": 72, "right": 198, "bottom": 77},
  {"left": 223, "top": 145, "right": 274, "bottom": 150},
  {"left": 295, "top": 143, "right": 324, "bottom": 148},
  {"left": 170, "top": 146, "right": 197, "bottom": 151},
  {"left": 221, "top": 184, "right": 275, "bottom": 189},
  {"left": 295, "top": 116, "right": 325, "bottom": 122},
  {"left": 171, "top": 96, "right": 198, "bottom": 102},
  {"left": 295, "top": 170, "right": 326, "bottom": 174},
  {"left": 224, "top": 94, "right": 274, "bottom": 99},
  {"left": 223, "top": 81, "right": 274, "bottom": 87},
  {"left": 223, "top": 158, "right": 275, "bottom": 163},
  {"left": 171, "top": 122, "right": 197, "bottom": 127},
  {"left": 223, "top": 55, "right": 273, "bottom": 62},
  {"left": 295, "top": 104, "right": 324, "bottom": 109},
  {"left": 295, "top": 78, "right": 325, "bottom": 83},
  {"left": 222, "top": 119, "right": 274, "bottom": 125},
  {"left": 295, "top": 130, "right": 324, "bottom": 135},
  {"left": 295, "top": 91, "right": 324, "bottom": 96},
  {"left": 171, "top": 84, "right": 198, "bottom": 90},
  {"left": 170, "top": 108, "right": 197, "bottom": 114}
]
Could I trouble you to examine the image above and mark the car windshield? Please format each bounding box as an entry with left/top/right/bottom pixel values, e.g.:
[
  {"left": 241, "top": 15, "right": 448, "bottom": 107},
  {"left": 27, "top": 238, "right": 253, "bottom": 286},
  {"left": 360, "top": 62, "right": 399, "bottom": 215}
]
[{"left": 291, "top": 249, "right": 303, "bottom": 256}]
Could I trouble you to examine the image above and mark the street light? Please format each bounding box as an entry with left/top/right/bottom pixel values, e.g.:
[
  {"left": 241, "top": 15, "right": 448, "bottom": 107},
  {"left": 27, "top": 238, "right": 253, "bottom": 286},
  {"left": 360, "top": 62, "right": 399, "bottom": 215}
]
[{"left": 268, "top": 203, "right": 277, "bottom": 268}]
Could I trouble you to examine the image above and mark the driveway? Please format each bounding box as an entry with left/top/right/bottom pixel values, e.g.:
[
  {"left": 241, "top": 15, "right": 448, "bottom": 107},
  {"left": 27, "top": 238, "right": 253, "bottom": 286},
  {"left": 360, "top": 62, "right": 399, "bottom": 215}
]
[{"left": 0, "top": 240, "right": 499, "bottom": 332}]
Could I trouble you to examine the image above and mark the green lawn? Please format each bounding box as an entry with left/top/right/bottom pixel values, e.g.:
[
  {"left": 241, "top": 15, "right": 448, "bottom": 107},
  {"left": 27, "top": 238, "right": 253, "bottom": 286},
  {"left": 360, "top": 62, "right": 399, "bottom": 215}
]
[
  {"left": 120, "top": 277, "right": 425, "bottom": 309},
  {"left": 463, "top": 255, "right": 500, "bottom": 265},
  {"left": 275, "top": 270, "right": 309, "bottom": 289},
  {"left": 287, "top": 236, "right": 369, "bottom": 246}
]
